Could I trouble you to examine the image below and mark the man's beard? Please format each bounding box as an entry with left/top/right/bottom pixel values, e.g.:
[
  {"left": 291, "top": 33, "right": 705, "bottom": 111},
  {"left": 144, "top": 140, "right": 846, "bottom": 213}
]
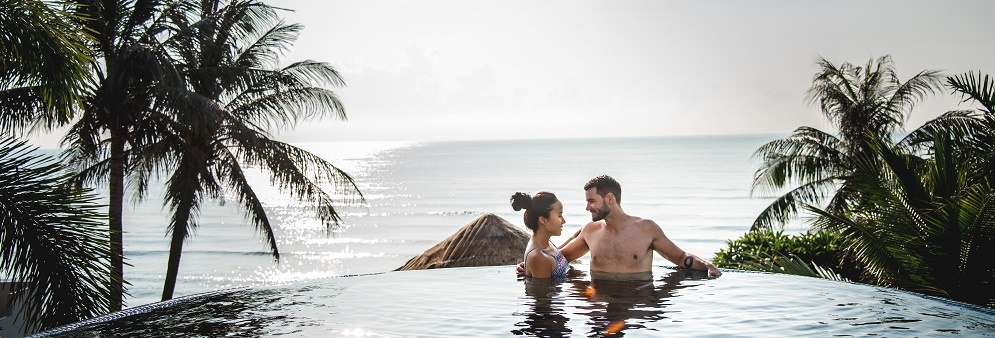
[{"left": 591, "top": 205, "right": 610, "bottom": 222}]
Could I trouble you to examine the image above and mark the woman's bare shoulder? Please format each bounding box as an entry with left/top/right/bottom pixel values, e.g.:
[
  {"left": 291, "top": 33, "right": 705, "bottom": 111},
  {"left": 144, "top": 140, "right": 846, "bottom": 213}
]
[{"left": 525, "top": 247, "right": 554, "bottom": 260}]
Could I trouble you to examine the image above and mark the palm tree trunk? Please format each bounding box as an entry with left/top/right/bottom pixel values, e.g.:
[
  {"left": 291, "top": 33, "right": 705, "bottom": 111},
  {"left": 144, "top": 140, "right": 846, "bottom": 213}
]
[
  {"left": 108, "top": 129, "right": 126, "bottom": 311},
  {"left": 162, "top": 178, "right": 196, "bottom": 301},
  {"left": 161, "top": 218, "right": 188, "bottom": 301}
]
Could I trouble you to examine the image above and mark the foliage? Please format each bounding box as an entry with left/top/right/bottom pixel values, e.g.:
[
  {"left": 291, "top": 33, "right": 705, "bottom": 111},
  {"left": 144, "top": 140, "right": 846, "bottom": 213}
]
[
  {"left": 0, "top": 0, "right": 93, "bottom": 129},
  {"left": 744, "top": 57, "right": 995, "bottom": 308},
  {"left": 713, "top": 229, "right": 858, "bottom": 281},
  {"left": 147, "top": 0, "right": 363, "bottom": 301},
  {"left": 0, "top": 1, "right": 114, "bottom": 332},
  {"left": 808, "top": 132, "right": 995, "bottom": 308},
  {"left": 0, "top": 137, "right": 112, "bottom": 334},
  {"left": 734, "top": 131, "right": 995, "bottom": 307},
  {"left": 942, "top": 72, "right": 995, "bottom": 185},
  {"left": 57, "top": 0, "right": 200, "bottom": 310},
  {"left": 36, "top": 0, "right": 364, "bottom": 310},
  {"left": 949, "top": 71, "right": 995, "bottom": 114},
  {"left": 750, "top": 55, "right": 944, "bottom": 231}
]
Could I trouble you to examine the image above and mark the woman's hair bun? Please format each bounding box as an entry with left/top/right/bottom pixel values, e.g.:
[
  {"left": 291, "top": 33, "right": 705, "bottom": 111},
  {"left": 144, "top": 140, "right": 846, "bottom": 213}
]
[{"left": 510, "top": 192, "right": 532, "bottom": 211}]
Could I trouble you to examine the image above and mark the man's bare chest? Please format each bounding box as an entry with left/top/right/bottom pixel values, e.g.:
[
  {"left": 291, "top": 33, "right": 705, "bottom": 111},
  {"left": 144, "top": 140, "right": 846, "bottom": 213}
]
[{"left": 588, "top": 228, "right": 652, "bottom": 262}]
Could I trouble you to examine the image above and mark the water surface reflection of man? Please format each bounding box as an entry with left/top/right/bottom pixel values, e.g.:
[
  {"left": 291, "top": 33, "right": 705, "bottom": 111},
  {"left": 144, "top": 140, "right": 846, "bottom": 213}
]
[
  {"left": 570, "top": 269, "right": 707, "bottom": 336},
  {"left": 515, "top": 268, "right": 709, "bottom": 337}
]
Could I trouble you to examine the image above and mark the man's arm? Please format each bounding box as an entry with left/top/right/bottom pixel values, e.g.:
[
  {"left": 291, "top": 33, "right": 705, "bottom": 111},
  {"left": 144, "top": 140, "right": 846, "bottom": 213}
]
[
  {"left": 646, "top": 220, "right": 722, "bottom": 277},
  {"left": 558, "top": 226, "right": 590, "bottom": 262},
  {"left": 557, "top": 229, "right": 581, "bottom": 250}
]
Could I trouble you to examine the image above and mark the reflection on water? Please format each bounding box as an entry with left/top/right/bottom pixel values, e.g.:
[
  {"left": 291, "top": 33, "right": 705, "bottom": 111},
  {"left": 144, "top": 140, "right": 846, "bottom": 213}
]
[
  {"left": 514, "top": 269, "right": 712, "bottom": 337},
  {"left": 577, "top": 270, "right": 705, "bottom": 336},
  {"left": 34, "top": 266, "right": 995, "bottom": 337},
  {"left": 513, "top": 279, "right": 572, "bottom": 337}
]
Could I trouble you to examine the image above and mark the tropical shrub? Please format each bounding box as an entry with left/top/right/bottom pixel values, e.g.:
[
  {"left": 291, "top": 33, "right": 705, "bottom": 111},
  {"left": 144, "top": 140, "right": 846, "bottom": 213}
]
[{"left": 713, "top": 229, "right": 860, "bottom": 280}]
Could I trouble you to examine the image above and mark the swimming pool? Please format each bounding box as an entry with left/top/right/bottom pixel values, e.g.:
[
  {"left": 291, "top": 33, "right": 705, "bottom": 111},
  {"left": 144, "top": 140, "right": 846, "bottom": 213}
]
[{"left": 34, "top": 265, "right": 995, "bottom": 337}]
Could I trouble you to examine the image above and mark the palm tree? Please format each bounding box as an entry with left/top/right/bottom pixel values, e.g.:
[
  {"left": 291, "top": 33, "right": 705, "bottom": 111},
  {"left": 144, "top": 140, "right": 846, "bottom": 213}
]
[
  {"left": 731, "top": 70, "right": 995, "bottom": 307},
  {"left": 751, "top": 55, "right": 944, "bottom": 231},
  {"left": 0, "top": 0, "right": 92, "bottom": 132},
  {"left": 60, "top": 0, "right": 221, "bottom": 311},
  {"left": 807, "top": 131, "right": 995, "bottom": 307},
  {"left": 0, "top": 138, "right": 113, "bottom": 334},
  {"left": 944, "top": 72, "right": 995, "bottom": 184},
  {"left": 0, "top": 1, "right": 117, "bottom": 332},
  {"left": 150, "top": 0, "right": 363, "bottom": 300}
]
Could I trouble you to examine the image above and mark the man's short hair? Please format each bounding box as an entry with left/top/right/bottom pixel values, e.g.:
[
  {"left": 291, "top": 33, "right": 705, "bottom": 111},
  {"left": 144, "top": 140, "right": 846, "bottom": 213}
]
[{"left": 584, "top": 175, "right": 621, "bottom": 204}]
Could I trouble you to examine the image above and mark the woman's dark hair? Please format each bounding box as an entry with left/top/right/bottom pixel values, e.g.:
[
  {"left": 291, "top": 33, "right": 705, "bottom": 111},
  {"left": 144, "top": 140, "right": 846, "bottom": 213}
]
[{"left": 510, "top": 191, "right": 558, "bottom": 232}]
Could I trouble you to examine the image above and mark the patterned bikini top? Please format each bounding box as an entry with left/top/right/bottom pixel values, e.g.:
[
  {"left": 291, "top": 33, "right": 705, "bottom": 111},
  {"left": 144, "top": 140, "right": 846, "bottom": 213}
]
[{"left": 525, "top": 247, "right": 570, "bottom": 280}]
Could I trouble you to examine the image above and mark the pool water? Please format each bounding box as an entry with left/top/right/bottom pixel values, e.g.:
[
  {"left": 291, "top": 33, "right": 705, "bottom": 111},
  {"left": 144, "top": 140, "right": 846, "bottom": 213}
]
[{"left": 35, "top": 265, "right": 995, "bottom": 337}]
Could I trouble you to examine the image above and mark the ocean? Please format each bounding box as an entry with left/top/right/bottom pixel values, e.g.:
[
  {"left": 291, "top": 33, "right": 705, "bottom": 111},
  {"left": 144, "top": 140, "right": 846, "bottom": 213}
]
[{"left": 118, "top": 134, "right": 790, "bottom": 307}]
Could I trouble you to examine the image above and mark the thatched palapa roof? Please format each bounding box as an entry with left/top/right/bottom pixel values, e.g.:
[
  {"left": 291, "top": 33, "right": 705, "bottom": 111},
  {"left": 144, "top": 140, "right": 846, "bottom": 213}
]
[{"left": 396, "top": 213, "right": 529, "bottom": 271}]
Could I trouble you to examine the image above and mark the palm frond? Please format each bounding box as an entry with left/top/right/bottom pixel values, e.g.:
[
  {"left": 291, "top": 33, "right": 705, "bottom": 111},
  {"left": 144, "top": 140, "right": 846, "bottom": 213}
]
[
  {"left": 807, "top": 205, "right": 911, "bottom": 288},
  {"left": 231, "top": 87, "right": 346, "bottom": 131},
  {"left": 234, "top": 21, "right": 301, "bottom": 69},
  {"left": 751, "top": 178, "right": 838, "bottom": 232},
  {"left": 867, "top": 132, "right": 931, "bottom": 211},
  {"left": 883, "top": 68, "right": 944, "bottom": 123},
  {"left": 282, "top": 60, "right": 347, "bottom": 88},
  {"left": 751, "top": 126, "right": 844, "bottom": 195},
  {"left": 749, "top": 126, "right": 848, "bottom": 231},
  {"left": 948, "top": 71, "right": 995, "bottom": 114},
  {"left": 0, "top": 0, "right": 92, "bottom": 123},
  {"left": 60, "top": 98, "right": 105, "bottom": 155},
  {"left": 898, "top": 110, "right": 983, "bottom": 151},
  {"left": 218, "top": 150, "right": 280, "bottom": 259},
  {"left": 770, "top": 255, "right": 848, "bottom": 281},
  {"left": 957, "top": 186, "right": 995, "bottom": 306},
  {"left": 162, "top": 157, "right": 209, "bottom": 235},
  {"left": 0, "top": 137, "right": 113, "bottom": 333},
  {"left": 212, "top": 0, "right": 281, "bottom": 58},
  {"left": 806, "top": 57, "right": 858, "bottom": 110},
  {"left": 0, "top": 86, "right": 46, "bottom": 134},
  {"left": 230, "top": 137, "right": 364, "bottom": 229}
]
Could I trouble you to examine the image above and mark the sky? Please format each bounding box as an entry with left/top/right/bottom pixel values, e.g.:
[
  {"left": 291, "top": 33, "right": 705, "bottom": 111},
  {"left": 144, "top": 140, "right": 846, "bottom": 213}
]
[{"left": 27, "top": 0, "right": 995, "bottom": 146}]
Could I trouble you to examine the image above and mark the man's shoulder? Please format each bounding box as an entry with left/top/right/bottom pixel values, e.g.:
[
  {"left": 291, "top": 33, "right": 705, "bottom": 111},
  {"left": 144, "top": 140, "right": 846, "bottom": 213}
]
[
  {"left": 629, "top": 216, "right": 657, "bottom": 226},
  {"left": 582, "top": 221, "right": 605, "bottom": 230},
  {"left": 631, "top": 217, "right": 665, "bottom": 232}
]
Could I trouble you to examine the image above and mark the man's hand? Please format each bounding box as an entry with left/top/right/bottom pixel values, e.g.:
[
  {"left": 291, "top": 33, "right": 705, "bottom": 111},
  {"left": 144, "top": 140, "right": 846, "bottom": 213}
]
[{"left": 707, "top": 264, "right": 722, "bottom": 278}]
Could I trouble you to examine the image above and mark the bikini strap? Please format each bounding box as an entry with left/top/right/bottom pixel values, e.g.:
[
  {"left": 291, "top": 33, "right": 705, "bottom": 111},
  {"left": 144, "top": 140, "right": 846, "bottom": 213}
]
[
  {"left": 523, "top": 247, "right": 548, "bottom": 274},
  {"left": 525, "top": 247, "right": 542, "bottom": 257}
]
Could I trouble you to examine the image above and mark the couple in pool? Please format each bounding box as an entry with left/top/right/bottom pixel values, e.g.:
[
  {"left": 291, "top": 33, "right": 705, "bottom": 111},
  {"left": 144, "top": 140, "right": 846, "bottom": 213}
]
[{"left": 512, "top": 175, "right": 722, "bottom": 280}]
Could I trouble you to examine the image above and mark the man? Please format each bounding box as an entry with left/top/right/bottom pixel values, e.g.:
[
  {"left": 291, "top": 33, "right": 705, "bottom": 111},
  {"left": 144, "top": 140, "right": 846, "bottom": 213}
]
[{"left": 558, "top": 175, "right": 721, "bottom": 277}]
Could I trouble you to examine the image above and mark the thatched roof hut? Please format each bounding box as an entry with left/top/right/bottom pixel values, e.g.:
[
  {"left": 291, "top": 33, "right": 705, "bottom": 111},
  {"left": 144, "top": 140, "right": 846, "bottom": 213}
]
[{"left": 396, "top": 213, "right": 530, "bottom": 271}]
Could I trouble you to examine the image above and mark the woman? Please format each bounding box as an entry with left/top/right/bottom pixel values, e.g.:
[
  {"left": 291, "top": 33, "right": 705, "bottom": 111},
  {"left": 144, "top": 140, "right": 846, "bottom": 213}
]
[{"left": 511, "top": 191, "right": 575, "bottom": 280}]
